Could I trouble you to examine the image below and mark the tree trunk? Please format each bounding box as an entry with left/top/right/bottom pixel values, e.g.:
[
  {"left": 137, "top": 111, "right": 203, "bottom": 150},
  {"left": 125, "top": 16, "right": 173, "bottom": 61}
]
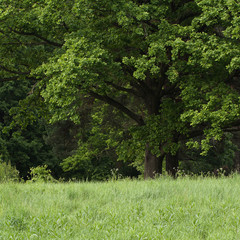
[
  {"left": 166, "top": 153, "right": 179, "bottom": 177},
  {"left": 144, "top": 144, "right": 163, "bottom": 179}
]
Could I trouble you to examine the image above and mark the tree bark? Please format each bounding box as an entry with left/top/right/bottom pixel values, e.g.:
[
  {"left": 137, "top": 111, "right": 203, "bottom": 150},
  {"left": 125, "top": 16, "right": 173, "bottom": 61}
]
[{"left": 144, "top": 144, "right": 163, "bottom": 179}]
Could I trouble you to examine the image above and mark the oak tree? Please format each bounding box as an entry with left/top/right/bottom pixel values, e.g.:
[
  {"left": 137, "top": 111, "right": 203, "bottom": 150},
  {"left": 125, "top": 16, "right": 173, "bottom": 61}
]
[{"left": 1, "top": 0, "right": 240, "bottom": 178}]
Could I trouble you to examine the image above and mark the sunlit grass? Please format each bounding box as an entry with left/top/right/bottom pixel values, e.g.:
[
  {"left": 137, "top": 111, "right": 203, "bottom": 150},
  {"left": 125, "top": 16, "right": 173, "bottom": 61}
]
[{"left": 0, "top": 175, "right": 240, "bottom": 239}]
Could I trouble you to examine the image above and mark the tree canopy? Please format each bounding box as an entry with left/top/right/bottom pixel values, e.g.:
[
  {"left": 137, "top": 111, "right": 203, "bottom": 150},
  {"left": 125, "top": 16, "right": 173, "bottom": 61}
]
[{"left": 1, "top": 0, "right": 240, "bottom": 178}]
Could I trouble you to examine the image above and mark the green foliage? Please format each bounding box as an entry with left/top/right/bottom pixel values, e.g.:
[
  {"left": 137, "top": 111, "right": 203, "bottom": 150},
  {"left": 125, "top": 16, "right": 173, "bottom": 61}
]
[
  {"left": 1, "top": 0, "right": 240, "bottom": 177},
  {"left": 0, "top": 78, "right": 60, "bottom": 179},
  {"left": 28, "top": 165, "right": 56, "bottom": 183},
  {"left": 0, "top": 159, "right": 19, "bottom": 182},
  {"left": 180, "top": 133, "right": 237, "bottom": 174},
  {"left": 61, "top": 104, "right": 139, "bottom": 180},
  {"left": 61, "top": 145, "right": 115, "bottom": 181}
]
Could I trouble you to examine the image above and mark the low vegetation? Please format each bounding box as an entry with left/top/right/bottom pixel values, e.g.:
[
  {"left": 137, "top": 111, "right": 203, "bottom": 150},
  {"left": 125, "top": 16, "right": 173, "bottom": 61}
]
[
  {"left": 0, "top": 160, "right": 19, "bottom": 183},
  {"left": 1, "top": 175, "right": 240, "bottom": 239}
]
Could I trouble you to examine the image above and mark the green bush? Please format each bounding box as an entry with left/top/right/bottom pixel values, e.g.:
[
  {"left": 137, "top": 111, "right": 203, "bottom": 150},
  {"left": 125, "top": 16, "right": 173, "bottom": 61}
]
[
  {"left": 28, "top": 165, "right": 57, "bottom": 183},
  {"left": 0, "top": 160, "right": 19, "bottom": 182}
]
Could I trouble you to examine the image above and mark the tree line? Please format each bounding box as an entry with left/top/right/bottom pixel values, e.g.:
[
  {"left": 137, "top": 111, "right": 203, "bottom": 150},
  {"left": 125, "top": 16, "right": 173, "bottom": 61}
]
[{"left": 0, "top": 0, "right": 240, "bottom": 180}]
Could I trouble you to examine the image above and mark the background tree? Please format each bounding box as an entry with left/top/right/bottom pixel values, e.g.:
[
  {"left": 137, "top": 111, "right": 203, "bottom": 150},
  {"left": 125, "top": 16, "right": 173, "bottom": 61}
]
[
  {"left": 1, "top": 0, "right": 240, "bottom": 178},
  {"left": 0, "top": 79, "right": 60, "bottom": 179}
]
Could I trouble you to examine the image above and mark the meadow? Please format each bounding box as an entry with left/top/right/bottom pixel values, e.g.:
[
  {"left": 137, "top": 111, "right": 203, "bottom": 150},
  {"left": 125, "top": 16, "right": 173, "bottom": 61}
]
[{"left": 0, "top": 175, "right": 240, "bottom": 240}]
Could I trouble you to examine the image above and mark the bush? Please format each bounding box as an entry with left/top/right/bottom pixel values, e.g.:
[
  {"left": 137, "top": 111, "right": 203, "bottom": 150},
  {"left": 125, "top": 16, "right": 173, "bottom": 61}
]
[
  {"left": 28, "top": 165, "right": 57, "bottom": 183},
  {"left": 0, "top": 160, "right": 19, "bottom": 182}
]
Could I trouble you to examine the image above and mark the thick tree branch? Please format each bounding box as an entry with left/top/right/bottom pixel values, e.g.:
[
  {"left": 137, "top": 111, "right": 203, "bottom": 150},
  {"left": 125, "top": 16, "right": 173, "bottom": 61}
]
[
  {"left": 138, "top": 79, "right": 154, "bottom": 95},
  {"left": 0, "top": 64, "right": 30, "bottom": 75},
  {"left": 222, "top": 119, "right": 240, "bottom": 132},
  {"left": 2, "top": 41, "right": 54, "bottom": 46},
  {"left": 130, "top": 81, "right": 145, "bottom": 96},
  {"left": 12, "top": 29, "right": 63, "bottom": 47},
  {"left": 224, "top": 126, "right": 240, "bottom": 133},
  {"left": 88, "top": 91, "right": 144, "bottom": 125},
  {"left": 121, "top": 65, "right": 148, "bottom": 97},
  {"left": 180, "top": 129, "right": 204, "bottom": 141},
  {"left": 104, "top": 81, "right": 142, "bottom": 97},
  {"left": 0, "top": 76, "right": 18, "bottom": 82},
  {"left": 161, "top": 83, "right": 178, "bottom": 98},
  {"left": 28, "top": 81, "right": 39, "bottom": 95},
  {"left": 180, "top": 119, "right": 240, "bottom": 141}
]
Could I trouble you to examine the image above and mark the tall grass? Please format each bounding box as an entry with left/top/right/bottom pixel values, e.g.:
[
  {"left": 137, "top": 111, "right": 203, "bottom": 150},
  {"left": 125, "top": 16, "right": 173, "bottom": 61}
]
[{"left": 0, "top": 175, "right": 240, "bottom": 239}]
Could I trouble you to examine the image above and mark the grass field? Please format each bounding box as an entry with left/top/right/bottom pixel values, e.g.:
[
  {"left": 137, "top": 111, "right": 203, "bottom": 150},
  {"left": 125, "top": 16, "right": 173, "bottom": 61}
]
[{"left": 0, "top": 175, "right": 240, "bottom": 239}]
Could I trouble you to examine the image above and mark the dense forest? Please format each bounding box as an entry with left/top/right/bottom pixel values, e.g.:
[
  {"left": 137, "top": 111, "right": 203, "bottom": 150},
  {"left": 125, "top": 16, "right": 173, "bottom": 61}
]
[{"left": 1, "top": 0, "right": 240, "bottom": 180}]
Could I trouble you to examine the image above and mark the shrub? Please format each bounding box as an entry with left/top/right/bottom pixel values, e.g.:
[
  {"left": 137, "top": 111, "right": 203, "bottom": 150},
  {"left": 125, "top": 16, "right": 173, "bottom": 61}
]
[
  {"left": 0, "top": 160, "right": 19, "bottom": 182},
  {"left": 28, "top": 165, "right": 57, "bottom": 183}
]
